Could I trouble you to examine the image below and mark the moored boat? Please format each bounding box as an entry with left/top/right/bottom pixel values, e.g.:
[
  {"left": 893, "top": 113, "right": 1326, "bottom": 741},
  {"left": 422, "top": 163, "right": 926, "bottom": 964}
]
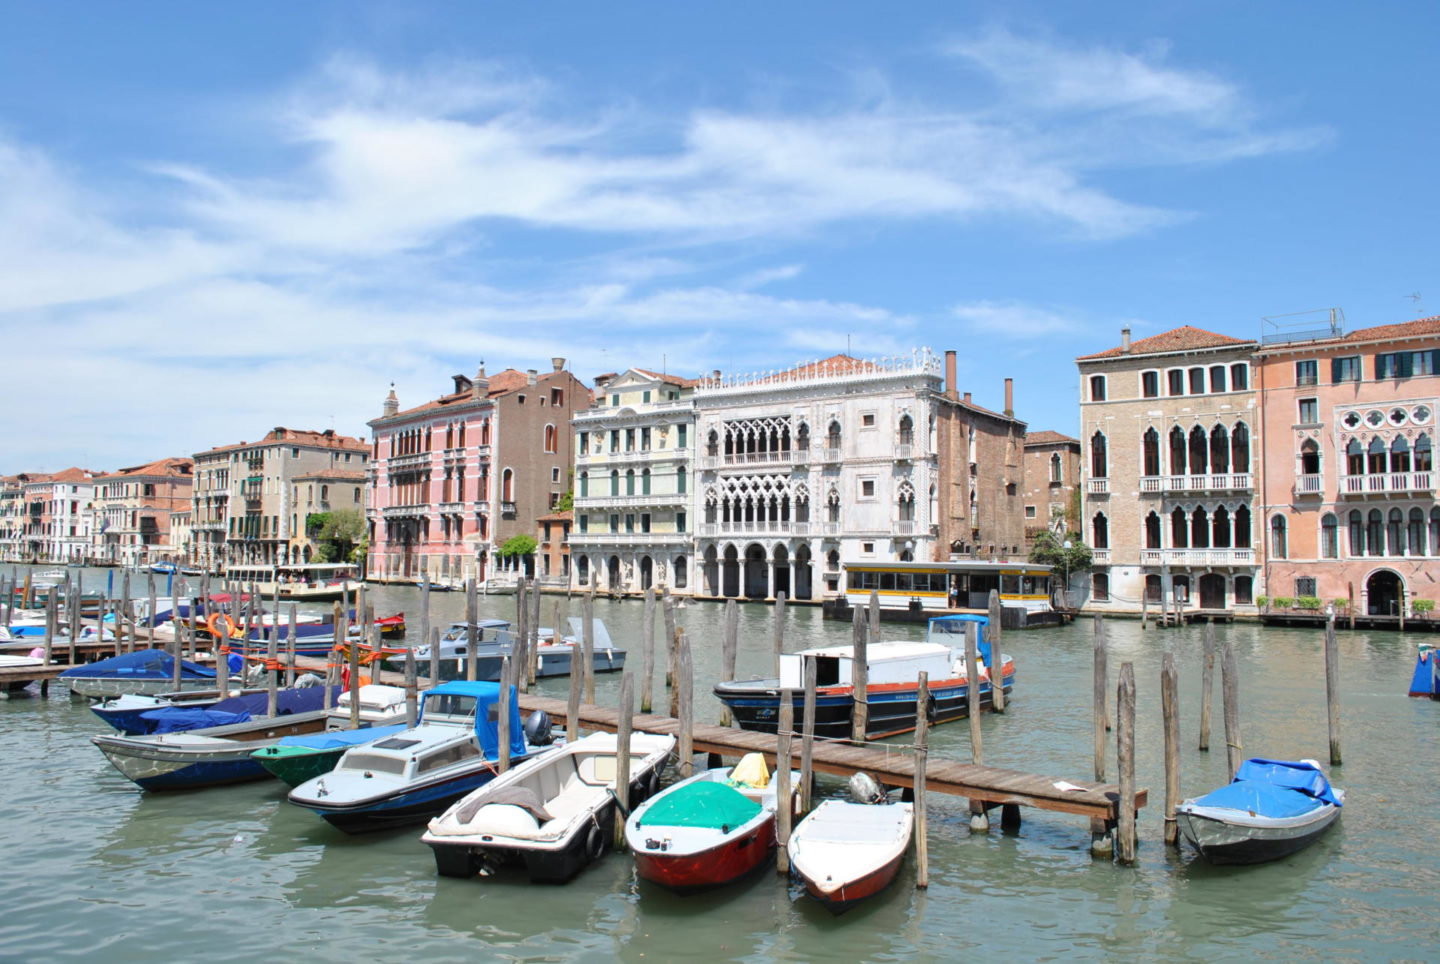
[
  {"left": 424, "top": 731, "right": 675, "bottom": 883},
  {"left": 1176, "top": 758, "right": 1344, "bottom": 865},
  {"left": 1409, "top": 642, "right": 1438, "bottom": 698},
  {"left": 61, "top": 649, "right": 227, "bottom": 699},
  {"left": 625, "top": 754, "right": 798, "bottom": 893},
  {"left": 397, "top": 617, "right": 625, "bottom": 682},
  {"left": 251, "top": 685, "right": 414, "bottom": 787},
  {"left": 789, "top": 800, "right": 914, "bottom": 912},
  {"left": 287, "top": 680, "right": 552, "bottom": 834},
  {"left": 714, "top": 615, "right": 1011, "bottom": 739}
]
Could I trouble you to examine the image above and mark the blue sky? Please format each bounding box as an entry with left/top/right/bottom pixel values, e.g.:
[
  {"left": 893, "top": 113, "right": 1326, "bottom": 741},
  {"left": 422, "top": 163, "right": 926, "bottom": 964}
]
[{"left": 2, "top": 2, "right": 1435, "bottom": 472}]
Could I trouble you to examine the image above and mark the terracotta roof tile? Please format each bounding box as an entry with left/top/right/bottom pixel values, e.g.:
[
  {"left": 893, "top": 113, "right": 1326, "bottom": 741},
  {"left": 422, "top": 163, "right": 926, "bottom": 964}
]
[
  {"left": 1077, "top": 326, "right": 1254, "bottom": 361},
  {"left": 536, "top": 510, "right": 573, "bottom": 522},
  {"left": 198, "top": 428, "right": 367, "bottom": 457},
  {"left": 632, "top": 368, "right": 701, "bottom": 389},
  {"left": 382, "top": 368, "right": 574, "bottom": 421},
  {"left": 1335, "top": 315, "right": 1440, "bottom": 345},
  {"left": 94, "top": 457, "right": 194, "bottom": 481},
  {"left": 1025, "top": 430, "right": 1079, "bottom": 446},
  {"left": 293, "top": 469, "right": 367, "bottom": 482}
]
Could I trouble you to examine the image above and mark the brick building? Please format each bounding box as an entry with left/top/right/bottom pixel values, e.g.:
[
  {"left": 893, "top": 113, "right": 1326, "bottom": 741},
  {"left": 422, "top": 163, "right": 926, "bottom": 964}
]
[
  {"left": 94, "top": 457, "right": 194, "bottom": 566},
  {"left": 1021, "top": 430, "right": 1081, "bottom": 547}
]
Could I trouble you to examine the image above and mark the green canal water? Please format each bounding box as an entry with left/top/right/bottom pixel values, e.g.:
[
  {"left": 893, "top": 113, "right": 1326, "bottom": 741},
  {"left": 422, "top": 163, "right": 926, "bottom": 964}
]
[{"left": 2, "top": 571, "right": 1436, "bottom": 961}]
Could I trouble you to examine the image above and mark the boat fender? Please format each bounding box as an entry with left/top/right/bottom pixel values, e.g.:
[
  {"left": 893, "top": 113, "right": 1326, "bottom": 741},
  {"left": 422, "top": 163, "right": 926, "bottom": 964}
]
[
  {"left": 643, "top": 770, "right": 660, "bottom": 799},
  {"left": 585, "top": 822, "right": 607, "bottom": 862}
]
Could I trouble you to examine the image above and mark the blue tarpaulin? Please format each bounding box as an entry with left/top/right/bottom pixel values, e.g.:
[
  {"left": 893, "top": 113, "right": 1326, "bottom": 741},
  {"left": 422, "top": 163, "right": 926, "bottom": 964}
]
[
  {"left": 1192, "top": 758, "right": 1342, "bottom": 817},
  {"left": 60, "top": 650, "right": 215, "bottom": 680}
]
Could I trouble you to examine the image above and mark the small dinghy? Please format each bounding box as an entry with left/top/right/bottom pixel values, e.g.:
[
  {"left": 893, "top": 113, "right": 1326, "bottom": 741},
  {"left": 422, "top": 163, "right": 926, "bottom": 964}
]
[
  {"left": 625, "top": 753, "right": 798, "bottom": 893},
  {"left": 790, "top": 799, "right": 914, "bottom": 913},
  {"left": 1176, "top": 758, "right": 1344, "bottom": 865},
  {"left": 423, "top": 730, "right": 675, "bottom": 883}
]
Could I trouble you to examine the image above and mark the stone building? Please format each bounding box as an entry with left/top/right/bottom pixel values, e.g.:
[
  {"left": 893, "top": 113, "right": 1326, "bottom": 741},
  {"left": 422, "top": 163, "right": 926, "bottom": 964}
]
[
  {"left": 1021, "top": 430, "right": 1081, "bottom": 546},
  {"left": 1076, "top": 326, "right": 1261, "bottom": 613},
  {"left": 93, "top": 457, "right": 193, "bottom": 566},
  {"left": 0, "top": 475, "right": 22, "bottom": 562},
  {"left": 287, "top": 469, "right": 367, "bottom": 564},
  {"left": 191, "top": 429, "right": 367, "bottom": 569},
  {"left": 569, "top": 368, "right": 698, "bottom": 595},
  {"left": 21, "top": 468, "right": 99, "bottom": 562},
  {"left": 536, "top": 509, "right": 572, "bottom": 585},
  {"left": 366, "top": 359, "right": 588, "bottom": 584},
  {"left": 1256, "top": 316, "right": 1440, "bottom": 616}
]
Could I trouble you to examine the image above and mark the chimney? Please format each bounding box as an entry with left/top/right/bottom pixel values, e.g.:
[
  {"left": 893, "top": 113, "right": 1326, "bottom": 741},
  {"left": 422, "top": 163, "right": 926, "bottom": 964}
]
[
  {"left": 383, "top": 385, "right": 399, "bottom": 418},
  {"left": 1121, "top": 326, "right": 1132, "bottom": 353},
  {"left": 527, "top": 369, "right": 538, "bottom": 385},
  {"left": 945, "top": 351, "right": 958, "bottom": 401},
  {"left": 472, "top": 364, "right": 488, "bottom": 399},
  {"left": 551, "top": 357, "right": 565, "bottom": 372},
  {"left": 453, "top": 373, "right": 473, "bottom": 395},
  {"left": 273, "top": 427, "right": 286, "bottom": 438},
  {"left": 963, "top": 391, "right": 972, "bottom": 404},
  {"left": 1004, "top": 378, "right": 1014, "bottom": 417}
]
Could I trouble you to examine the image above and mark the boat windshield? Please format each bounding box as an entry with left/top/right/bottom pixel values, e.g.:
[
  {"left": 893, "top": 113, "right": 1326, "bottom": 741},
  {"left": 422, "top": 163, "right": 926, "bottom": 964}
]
[
  {"left": 340, "top": 752, "right": 408, "bottom": 775},
  {"left": 423, "top": 692, "right": 478, "bottom": 722}
]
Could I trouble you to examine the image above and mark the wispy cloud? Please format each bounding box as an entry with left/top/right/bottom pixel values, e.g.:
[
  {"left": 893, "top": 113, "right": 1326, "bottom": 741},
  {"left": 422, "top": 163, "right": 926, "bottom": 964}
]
[{"left": 951, "top": 300, "right": 1090, "bottom": 341}]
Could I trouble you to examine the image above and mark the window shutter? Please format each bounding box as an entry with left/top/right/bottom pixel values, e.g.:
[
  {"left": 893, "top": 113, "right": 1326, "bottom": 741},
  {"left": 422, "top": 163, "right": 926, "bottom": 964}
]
[{"left": 1331, "top": 357, "right": 1342, "bottom": 383}]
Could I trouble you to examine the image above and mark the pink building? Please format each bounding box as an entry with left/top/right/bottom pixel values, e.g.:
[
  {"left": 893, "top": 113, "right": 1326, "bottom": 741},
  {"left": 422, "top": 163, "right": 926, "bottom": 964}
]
[
  {"left": 1257, "top": 316, "right": 1440, "bottom": 617},
  {"left": 367, "top": 359, "right": 589, "bottom": 584}
]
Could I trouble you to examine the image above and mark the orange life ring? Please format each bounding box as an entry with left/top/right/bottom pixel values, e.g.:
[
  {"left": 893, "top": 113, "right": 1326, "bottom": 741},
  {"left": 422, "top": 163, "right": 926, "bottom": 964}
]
[{"left": 206, "top": 612, "right": 242, "bottom": 640}]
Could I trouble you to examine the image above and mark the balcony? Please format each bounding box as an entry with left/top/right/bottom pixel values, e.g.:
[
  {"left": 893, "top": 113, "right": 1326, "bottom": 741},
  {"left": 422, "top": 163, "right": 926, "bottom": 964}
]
[
  {"left": 568, "top": 531, "right": 689, "bottom": 546},
  {"left": 387, "top": 452, "right": 430, "bottom": 470},
  {"left": 1140, "top": 548, "right": 1255, "bottom": 567},
  {"left": 1087, "top": 478, "right": 1109, "bottom": 495},
  {"left": 721, "top": 450, "right": 795, "bottom": 468},
  {"left": 1340, "top": 472, "right": 1435, "bottom": 496},
  {"left": 381, "top": 504, "right": 429, "bottom": 519},
  {"left": 577, "top": 492, "right": 689, "bottom": 510},
  {"left": 894, "top": 444, "right": 914, "bottom": 462},
  {"left": 1294, "top": 474, "right": 1323, "bottom": 497},
  {"left": 822, "top": 447, "right": 842, "bottom": 463},
  {"left": 1138, "top": 473, "right": 1253, "bottom": 494},
  {"left": 437, "top": 501, "right": 466, "bottom": 513},
  {"left": 895, "top": 520, "right": 917, "bottom": 535},
  {"left": 1091, "top": 549, "right": 1111, "bottom": 564},
  {"left": 501, "top": 501, "right": 517, "bottom": 517},
  {"left": 696, "top": 521, "right": 807, "bottom": 538}
]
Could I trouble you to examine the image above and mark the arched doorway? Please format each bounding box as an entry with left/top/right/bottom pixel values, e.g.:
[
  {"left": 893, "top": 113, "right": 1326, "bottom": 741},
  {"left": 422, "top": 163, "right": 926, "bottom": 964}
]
[
  {"left": 744, "top": 544, "right": 768, "bottom": 599},
  {"left": 722, "top": 545, "right": 740, "bottom": 598},
  {"left": 639, "top": 555, "right": 653, "bottom": 590},
  {"left": 1198, "top": 573, "right": 1226, "bottom": 610},
  {"left": 607, "top": 555, "right": 622, "bottom": 591},
  {"left": 703, "top": 546, "right": 719, "bottom": 596},
  {"left": 772, "top": 545, "right": 790, "bottom": 598},
  {"left": 794, "top": 545, "right": 813, "bottom": 600},
  {"left": 1367, "top": 569, "right": 1403, "bottom": 616}
]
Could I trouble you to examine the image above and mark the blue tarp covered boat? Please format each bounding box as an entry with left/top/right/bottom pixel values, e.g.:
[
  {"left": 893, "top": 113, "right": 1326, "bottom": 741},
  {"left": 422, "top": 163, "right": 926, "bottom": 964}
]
[
  {"left": 1176, "top": 758, "right": 1344, "bottom": 864},
  {"left": 61, "top": 650, "right": 229, "bottom": 699},
  {"left": 1409, "top": 643, "right": 1438, "bottom": 698}
]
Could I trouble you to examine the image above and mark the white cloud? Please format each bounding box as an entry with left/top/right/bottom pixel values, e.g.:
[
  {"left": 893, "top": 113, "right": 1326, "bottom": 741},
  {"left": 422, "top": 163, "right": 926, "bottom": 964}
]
[{"left": 951, "top": 300, "right": 1089, "bottom": 340}]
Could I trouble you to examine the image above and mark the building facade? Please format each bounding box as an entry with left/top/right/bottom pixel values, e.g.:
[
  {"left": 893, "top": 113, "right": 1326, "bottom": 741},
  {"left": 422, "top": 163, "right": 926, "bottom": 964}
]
[
  {"left": 1256, "top": 316, "right": 1440, "bottom": 616},
  {"left": 1077, "top": 327, "right": 1261, "bottom": 614},
  {"left": 288, "top": 469, "right": 367, "bottom": 563},
  {"left": 191, "top": 428, "right": 368, "bottom": 569},
  {"left": 17, "top": 468, "right": 99, "bottom": 562},
  {"left": 1021, "top": 430, "right": 1082, "bottom": 547},
  {"left": 367, "top": 359, "right": 587, "bottom": 584},
  {"left": 536, "top": 510, "right": 572, "bottom": 585},
  {"left": 569, "top": 368, "right": 697, "bottom": 595},
  {"left": 93, "top": 457, "right": 194, "bottom": 566}
]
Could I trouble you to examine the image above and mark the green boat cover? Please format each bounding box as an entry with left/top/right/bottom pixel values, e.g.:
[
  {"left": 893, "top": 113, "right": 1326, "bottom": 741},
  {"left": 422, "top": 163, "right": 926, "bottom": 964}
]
[{"left": 638, "top": 781, "right": 762, "bottom": 830}]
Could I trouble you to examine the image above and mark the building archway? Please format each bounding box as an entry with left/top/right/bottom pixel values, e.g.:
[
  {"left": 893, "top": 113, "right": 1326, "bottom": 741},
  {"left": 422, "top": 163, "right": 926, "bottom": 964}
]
[
  {"left": 794, "top": 545, "right": 813, "bottom": 600},
  {"left": 772, "top": 544, "right": 790, "bottom": 598},
  {"left": 722, "top": 545, "right": 740, "bottom": 598},
  {"left": 607, "top": 555, "right": 622, "bottom": 591},
  {"left": 639, "top": 555, "right": 653, "bottom": 590},
  {"left": 1366, "top": 569, "right": 1403, "bottom": 616},
  {"left": 744, "top": 544, "right": 768, "bottom": 599},
  {"left": 1198, "top": 573, "right": 1226, "bottom": 610}
]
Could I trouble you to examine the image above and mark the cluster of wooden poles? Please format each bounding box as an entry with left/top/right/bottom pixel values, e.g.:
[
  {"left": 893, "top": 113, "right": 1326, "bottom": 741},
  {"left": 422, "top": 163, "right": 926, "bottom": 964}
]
[{"left": 1096, "top": 610, "right": 1344, "bottom": 862}]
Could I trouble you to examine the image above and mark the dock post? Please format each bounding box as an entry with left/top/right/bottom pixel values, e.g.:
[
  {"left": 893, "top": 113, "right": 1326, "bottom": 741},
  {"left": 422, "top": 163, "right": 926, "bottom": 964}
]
[
  {"left": 514, "top": 580, "right": 528, "bottom": 694},
  {"left": 583, "top": 590, "right": 596, "bottom": 707},
  {"left": 676, "top": 628, "right": 693, "bottom": 779},
  {"left": 800, "top": 654, "right": 816, "bottom": 814},
  {"left": 286, "top": 603, "right": 297, "bottom": 687},
  {"left": 773, "top": 590, "right": 786, "bottom": 675},
  {"left": 266, "top": 631, "right": 279, "bottom": 719},
  {"left": 528, "top": 575, "right": 542, "bottom": 689},
  {"left": 566, "top": 622, "right": 583, "bottom": 743},
  {"left": 216, "top": 638, "right": 230, "bottom": 697},
  {"left": 719, "top": 598, "right": 738, "bottom": 727},
  {"left": 326, "top": 602, "right": 341, "bottom": 712},
  {"left": 640, "top": 588, "right": 656, "bottom": 713},
  {"left": 1198, "top": 620, "right": 1215, "bottom": 751},
  {"left": 69, "top": 574, "right": 80, "bottom": 666},
  {"left": 119, "top": 571, "right": 131, "bottom": 653},
  {"left": 775, "top": 688, "right": 793, "bottom": 875},
  {"left": 914, "top": 671, "right": 930, "bottom": 888},
  {"left": 613, "top": 669, "right": 634, "bottom": 849},
  {"left": 465, "top": 578, "right": 478, "bottom": 683},
  {"left": 661, "top": 587, "right": 676, "bottom": 691},
  {"left": 1161, "top": 651, "right": 1180, "bottom": 847},
  {"left": 868, "top": 590, "right": 881, "bottom": 645},
  {"left": 987, "top": 589, "right": 1005, "bottom": 712},
  {"left": 1324, "top": 611, "right": 1342, "bottom": 765},
  {"left": 347, "top": 613, "right": 361, "bottom": 728},
  {"left": 1117, "top": 661, "right": 1137, "bottom": 864},
  {"left": 965, "top": 621, "right": 987, "bottom": 831},
  {"left": 43, "top": 591, "right": 55, "bottom": 669},
  {"left": 404, "top": 648, "right": 418, "bottom": 727},
  {"left": 498, "top": 654, "right": 512, "bottom": 773},
  {"left": 1141, "top": 592, "right": 1149, "bottom": 630},
  {"left": 851, "top": 607, "right": 869, "bottom": 743},
  {"left": 1221, "top": 640, "right": 1242, "bottom": 777},
  {"left": 1093, "top": 615, "right": 1107, "bottom": 781},
  {"left": 418, "top": 570, "right": 431, "bottom": 684}
]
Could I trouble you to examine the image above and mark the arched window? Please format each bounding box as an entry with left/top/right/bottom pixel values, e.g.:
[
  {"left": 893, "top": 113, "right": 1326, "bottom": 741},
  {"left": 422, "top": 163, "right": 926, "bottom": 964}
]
[
  {"left": 1431, "top": 507, "right": 1440, "bottom": 556},
  {"left": 1090, "top": 432, "right": 1108, "bottom": 478},
  {"left": 1321, "top": 513, "right": 1339, "bottom": 558},
  {"left": 576, "top": 555, "right": 589, "bottom": 585},
  {"left": 1388, "top": 508, "right": 1405, "bottom": 555},
  {"left": 1232, "top": 423, "right": 1251, "bottom": 473},
  {"left": 610, "top": 470, "right": 619, "bottom": 496},
  {"left": 1367, "top": 438, "right": 1386, "bottom": 475},
  {"left": 321, "top": 484, "right": 329, "bottom": 501},
  {"left": 1188, "top": 426, "right": 1208, "bottom": 476},
  {"left": 677, "top": 467, "right": 687, "bottom": 494},
  {"left": 1050, "top": 452, "right": 1063, "bottom": 483},
  {"left": 826, "top": 488, "right": 841, "bottom": 523},
  {"left": 1367, "top": 509, "right": 1383, "bottom": 556},
  {"left": 641, "top": 468, "right": 651, "bottom": 495},
  {"left": 1169, "top": 426, "right": 1187, "bottom": 475},
  {"left": 1145, "top": 511, "right": 1161, "bottom": 549},
  {"left": 626, "top": 470, "right": 635, "bottom": 496},
  {"left": 1270, "top": 515, "right": 1287, "bottom": 559},
  {"left": 1300, "top": 439, "right": 1321, "bottom": 475},
  {"left": 1212, "top": 506, "right": 1231, "bottom": 548},
  {"left": 1142, "top": 429, "right": 1160, "bottom": 477},
  {"left": 674, "top": 556, "right": 687, "bottom": 589},
  {"left": 797, "top": 423, "right": 810, "bottom": 451},
  {"left": 543, "top": 424, "right": 557, "bottom": 454},
  {"left": 1092, "top": 512, "right": 1109, "bottom": 550},
  {"left": 1171, "top": 507, "right": 1189, "bottom": 548},
  {"left": 1210, "top": 425, "right": 1230, "bottom": 474},
  {"left": 480, "top": 419, "right": 491, "bottom": 445},
  {"left": 1391, "top": 436, "right": 1411, "bottom": 473},
  {"left": 579, "top": 471, "right": 589, "bottom": 498},
  {"left": 1408, "top": 507, "right": 1426, "bottom": 556},
  {"left": 897, "top": 483, "right": 916, "bottom": 522},
  {"left": 1346, "top": 439, "right": 1364, "bottom": 476},
  {"left": 706, "top": 430, "right": 719, "bottom": 457},
  {"left": 826, "top": 421, "right": 842, "bottom": 451},
  {"left": 1191, "top": 507, "right": 1210, "bottom": 549},
  {"left": 1348, "top": 509, "right": 1364, "bottom": 555},
  {"left": 1417, "top": 435, "right": 1433, "bottom": 472},
  {"left": 501, "top": 469, "right": 514, "bottom": 503},
  {"left": 898, "top": 415, "right": 914, "bottom": 445}
]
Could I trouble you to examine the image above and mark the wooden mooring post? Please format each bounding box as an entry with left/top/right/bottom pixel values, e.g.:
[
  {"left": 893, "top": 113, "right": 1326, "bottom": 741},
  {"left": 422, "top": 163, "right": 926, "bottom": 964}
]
[
  {"left": 851, "top": 606, "right": 869, "bottom": 743},
  {"left": 914, "top": 671, "right": 930, "bottom": 889},
  {"left": 718, "top": 598, "right": 738, "bottom": 727},
  {"left": 1221, "top": 640, "right": 1242, "bottom": 776},
  {"left": 1094, "top": 615, "right": 1108, "bottom": 781},
  {"left": 775, "top": 689, "right": 793, "bottom": 875},
  {"left": 566, "top": 619, "right": 583, "bottom": 744},
  {"left": 418, "top": 571, "right": 431, "bottom": 685},
  {"left": 661, "top": 587, "right": 676, "bottom": 691},
  {"left": 1324, "top": 611, "right": 1342, "bottom": 765},
  {"left": 1161, "top": 651, "right": 1180, "bottom": 847},
  {"left": 987, "top": 589, "right": 1005, "bottom": 712},
  {"left": 498, "top": 655, "right": 513, "bottom": 773},
  {"left": 429, "top": 626, "right": 441, "bottom": 688},
  {"left": 465, "top": 578, "right": 478, "bottom": 683},
  {"left": 772, "top": 590, "right": 786, "bottom": 674},
  {"left": 800, "top": 654, "right": 817, "bottom": 813},
  {"left": 1198, "top": 621, "right": 1215, "bottom": 752},
  {"left": 613, "top": 670, "right": 634, "bottom": 849},
  {"left": 1116, "top": 662, "right": 1137, "bottom": 864},
  {"left": 965, "top": 621, "right": 987, "bottom": 831},
  {"left": 583, "top": 591, "right": 597, "bottom": 708},
  {"left": 676, "top": 628, "right": 693, "bottom": 779},
  {"left": 404, "top": 649, "right": 418, "bottom": 727},
  {"left": 639, "top": 588, "right": 656, "bottom": 714}
]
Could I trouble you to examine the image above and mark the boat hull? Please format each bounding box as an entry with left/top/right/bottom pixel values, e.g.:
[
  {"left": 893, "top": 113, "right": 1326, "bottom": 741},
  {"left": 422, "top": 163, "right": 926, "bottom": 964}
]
[
  {"left": 1176, "top": 804, "right": 1341, "bottom": 865},
  {"left": 68, "top": 675, "right": 217, "bottom": 700},
  {"left": 632, "top": 818, "right": 777, "bottom": 893},
  {"left": 253, "top": 746, "right": 347, "bottom": 788},
  {"left": 92, "top": 711, "right": 332, "bottom": 790},
  {"left": 797, "top": 850, "right": 905, "bottom": 913}
]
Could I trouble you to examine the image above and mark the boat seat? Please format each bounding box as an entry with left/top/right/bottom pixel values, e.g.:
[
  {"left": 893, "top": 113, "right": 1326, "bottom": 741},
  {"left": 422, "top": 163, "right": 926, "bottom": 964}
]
[{"left": 575, "top": 753, "right": 618, "bottom": 786}]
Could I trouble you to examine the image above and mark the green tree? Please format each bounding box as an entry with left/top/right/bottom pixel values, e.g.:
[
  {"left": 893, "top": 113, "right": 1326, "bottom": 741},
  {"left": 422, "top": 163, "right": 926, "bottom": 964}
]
[
  {"left": 554, "top": 491, "right": 574, "bottom": 512},
  {"left": 310, "top": 508, "right": 365, "bottom": 564},
  {"left": 497, "top": 534, "right": 538, "bottom": 558},
  {"left": 1029, "top": 530, "right": 1093, "bottom": 586}
]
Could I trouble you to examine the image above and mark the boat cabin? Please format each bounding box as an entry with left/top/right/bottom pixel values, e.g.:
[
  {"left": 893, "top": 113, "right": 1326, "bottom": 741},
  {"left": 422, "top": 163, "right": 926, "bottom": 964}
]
[
  {"left": 332, "top": 681, "right": 526, "bottom": 778},
  {"left": 778, "top": 642, "right": 956, "bottom": 690}
]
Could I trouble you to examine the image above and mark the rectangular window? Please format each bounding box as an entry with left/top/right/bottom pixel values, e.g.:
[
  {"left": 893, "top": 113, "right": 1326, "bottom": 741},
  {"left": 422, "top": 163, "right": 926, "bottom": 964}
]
[
  {"left": 579, "top": 431, "right": 588, "bottom": 452},
  {"left": 1298, "top": 398, "right": 1319, "bottom": 424},
  {"left": 641, "top": 427, "right": 651, "bottom": 450},
  {"left": 578, "top": 515, "right": 588, "bottom": 533},
  {"left": 676, "top": 511, "right": 686, "bottom": 532},
  {"left": 1295, "top": 577, "right": 1317, "bottom": 597},
  {"left": 1089, "top": 375, "right": 1106, "bottom": 401},
  {"left": 862, "top": 542, "right": 875, "bottom": 554},
  {"left": 551, "top": 467, "right": 561, "bottom": 483},
  {"left": 1188, "top": 368, "right": 1205, "bottom": 394},
  {"left": 1415, "top": 350, "right": 1440, "bottom": 376},
  {"left": 1209, "top": 365, "right": 1226, "bottom": 393},
  {"left": 860, "top": 479, "right": 875, "bottom": 498},
  {"left": 1376, "top": 352, "right": 1406, "bottom": 379},
  {"left": 1141, "top": 371, "right": 1159, "bottom": 398},
  {"left": 625, "top": 513, "right": 635, "bottom": 533},
  {"left": 640, "top": 513, "right": 651, "bottom": 533},
  {"left": 1331, "top": 355, "right": 1361, "bottom": 383},
  {"left": 609, "top": 514, "right": 619, "bottom": 533},
  {"left": 642, "top": 390, "right": 651, "bottom": 403},
  {"left": 551, "top": 388, "right": 564, "bottom": 406},
  {"left": 676, "top": 425, "right": 687, "bottom": 449},
  {"left": 1168, "top": 370, "right": 1185, "bottom": 396},
  {"left": 1230, "top": 363, "right": 1249, "bottom": 390},
  {"left": 1296, "top": 359, "right": 1318, "bottom": 386},
  {"left": 1025, "top": 505, "right": 1037, "bottom": 518},
  {"left": 862, "top": 412, "right": 876, "bottom": 427}
]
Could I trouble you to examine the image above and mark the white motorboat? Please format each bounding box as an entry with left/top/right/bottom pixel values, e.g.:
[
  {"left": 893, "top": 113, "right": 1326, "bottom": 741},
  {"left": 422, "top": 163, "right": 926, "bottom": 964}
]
[{"left": 790, "top": 800, "right": 914, "bottom": 912}]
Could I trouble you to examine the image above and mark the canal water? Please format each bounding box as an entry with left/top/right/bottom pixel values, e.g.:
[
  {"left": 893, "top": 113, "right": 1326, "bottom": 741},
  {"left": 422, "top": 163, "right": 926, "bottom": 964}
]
[{"left": 2, "top": 568, "right": 1435, "bottom": 961}]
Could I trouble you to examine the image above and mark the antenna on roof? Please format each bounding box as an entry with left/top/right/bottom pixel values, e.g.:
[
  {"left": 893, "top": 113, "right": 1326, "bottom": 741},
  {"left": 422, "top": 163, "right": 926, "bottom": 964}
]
[{"left": 1260, "top": 308, "right": 1345, "bottom": 345}]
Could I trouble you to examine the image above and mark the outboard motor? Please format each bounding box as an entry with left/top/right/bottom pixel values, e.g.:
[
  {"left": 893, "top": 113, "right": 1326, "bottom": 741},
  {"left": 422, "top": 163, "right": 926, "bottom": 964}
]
[
  {"left": 523, "top": 710, "right": 554, "bottom": 746},
  {"left": 848, "top": 771, "right": 887, "bottom": 805}
]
